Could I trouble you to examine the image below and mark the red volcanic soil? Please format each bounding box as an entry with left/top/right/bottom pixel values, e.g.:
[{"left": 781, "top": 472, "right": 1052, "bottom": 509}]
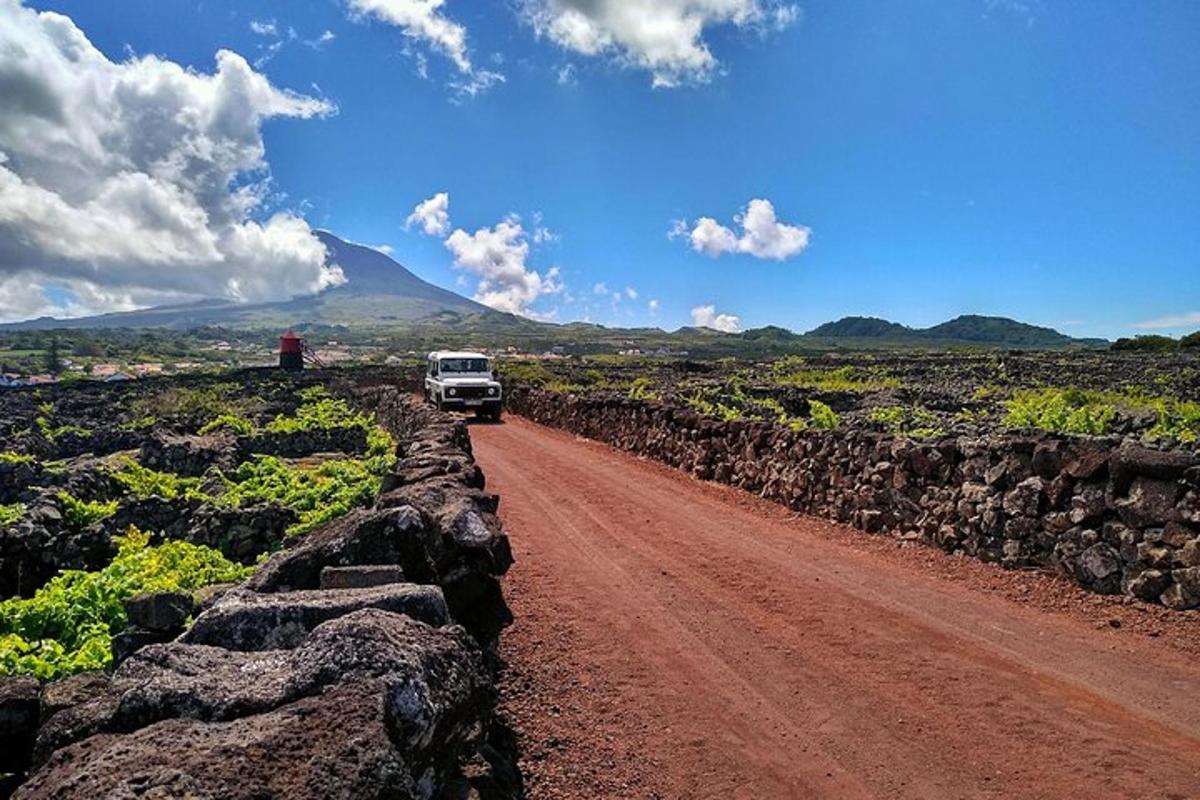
[{"left": 472, "top": 415, "right": 1200, "bottom": 800}]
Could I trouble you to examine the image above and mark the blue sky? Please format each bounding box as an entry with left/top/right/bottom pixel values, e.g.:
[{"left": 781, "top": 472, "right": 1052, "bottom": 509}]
[{"left": 5, "top": 0, "right": 1200, "bottom": 338}]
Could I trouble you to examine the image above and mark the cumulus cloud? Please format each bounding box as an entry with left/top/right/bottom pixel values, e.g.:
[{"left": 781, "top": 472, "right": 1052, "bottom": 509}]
[
  {"left": 519, "top": 0, "right": 799, "bottom": 87},
  {"left": 680, "top": 198, "right": 810, "bottom": 260},
  {"left": 648, "top": 298, "right": 660, "bottom": 314},
  {"left": 1134, "top": 311, "right": 1200, "bottom": 331},
  {"left": 593, "top": 282, "right": 609, "bottom": 295},
  {"left": 0, "top": 0, "right": 342, "bottom": 322},
  {"left": 346, "top": 0, "right": 503, "bottom": 96},
  {"left": 690, "top": 303, "right": 741, "bottom": 332},
  {"left": 406, "top": 192, "right": 451, "bottom": 236},
  {"left": 444, "top": 214, "right": 564, "bottom": 316}
]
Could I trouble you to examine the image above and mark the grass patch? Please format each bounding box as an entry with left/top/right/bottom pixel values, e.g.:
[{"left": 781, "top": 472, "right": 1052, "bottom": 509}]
[
  {"left": 0, "top": 451, "right": 34, "bottom": 465},
  {"left": 0, "top": 528, "right": 251, "bottom": 680}
]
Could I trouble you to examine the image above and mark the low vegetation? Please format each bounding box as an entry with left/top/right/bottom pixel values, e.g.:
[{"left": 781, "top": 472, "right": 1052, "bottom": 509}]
[
  {"left": 0, "top": 528, "right": 251, "bottom": 680},
  {"left": 0, "top": 503, "right": 24, "bottom": 526},
  {"left": 218, "top": 455, "right": 383, "bottom": 536},
  {"left": 868, "top": 405, "right": 944, "bottom": 438},
  {"left": 56, "top": 491, "right": 119, "bottom": 529}
]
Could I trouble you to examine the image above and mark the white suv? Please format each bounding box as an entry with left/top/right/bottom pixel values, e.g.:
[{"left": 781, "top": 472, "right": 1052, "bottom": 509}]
[{"left": 424, "top": 351, "right": 503, "bottom": 420}]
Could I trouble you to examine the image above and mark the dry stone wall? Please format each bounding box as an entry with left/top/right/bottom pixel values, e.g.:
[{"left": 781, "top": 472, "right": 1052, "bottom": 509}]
[
  {"left": 506, "top": 385, "right": 1200, "bottom": 609},
  {"left": 5, "top": 388, "right": 521, "bottom": 799}
]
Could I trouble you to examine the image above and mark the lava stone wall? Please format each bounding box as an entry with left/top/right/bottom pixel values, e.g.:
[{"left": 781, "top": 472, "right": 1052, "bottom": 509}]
[
  {"left": 506, "top": 386, "right": 1200, "bottom": 609},
  {"left": 5, "top": 389, "right": 521, "bottom": 800}
]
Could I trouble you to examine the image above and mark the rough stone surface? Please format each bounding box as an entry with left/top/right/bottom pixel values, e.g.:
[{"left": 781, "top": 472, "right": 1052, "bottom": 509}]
[
  {"left": 182, "top": 584, "right": 450, "bottom": 651},
  {"left": 0, "top": 677, "right": 40, "bottom": 775},
  {"left": 124, "top": 591, "right": 195, "bottom": 633},
  {"left": 320, "top": 564, "right": 406, "bottom": 589}
]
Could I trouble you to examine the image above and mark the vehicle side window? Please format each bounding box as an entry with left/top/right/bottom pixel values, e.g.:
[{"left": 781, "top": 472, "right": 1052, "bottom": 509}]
[{"left": 431, "top": 361, "right": 439, "bottom": 377}]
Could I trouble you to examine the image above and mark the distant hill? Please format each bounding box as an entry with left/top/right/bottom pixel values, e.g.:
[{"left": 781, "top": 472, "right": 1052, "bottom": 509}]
[
  {"left": 801, "top": 315, "right": 1105, "bottom": 348},
  {"left": 807, "top": 317, "right": 914, "bottom": 339},
  {"left": 1, "top": 232, "right": 504, "bottom": 331}
]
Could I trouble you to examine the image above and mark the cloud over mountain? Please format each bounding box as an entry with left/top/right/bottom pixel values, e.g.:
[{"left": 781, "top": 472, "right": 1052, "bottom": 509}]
[
  {"left": 0, "top": 0, "right": 341, "bottom": 322},
  {"left": 690, "top": 303, "right": 741, "bottom": 332}
]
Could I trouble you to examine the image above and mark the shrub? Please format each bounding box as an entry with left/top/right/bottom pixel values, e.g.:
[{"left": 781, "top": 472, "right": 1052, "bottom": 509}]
[
  {"left": 56, "top": 491, "right": 118, "bottom": 529},
  {"left": 264, "top": 390, "right": 374, "bottom": 434},
  {"left": 0, "top": 528, "right": 252, "bottom": 680},
  {"left": 218, "top": 456, "right": 381, "bottom": 536},
  {"left": 1181, "top": 331, "right": 1200, "bottom": 349},
  {"left": 36, "top": 417, "right": 91, "bottom": 442},
  {"left": 809, "top": 400, "right": 840, "bottom": 430},
  {"left": 868, "top": 405, "right": 945, "bottom": 438},
  {"left": 627, "top": 376, "right": 660, "bottom": 401},
  {"left": 1004, "top": 389, "right": 1116, "bottom": 435},
  {"left": 0, "top": 451, "right": 34, "bottom": 465},
  {"left": 134, "top": 384, "right": 241, "bottom": 420},
  {"left": 685, "top": 394, "right": 744, "bottom": 422},
  {"left": 198, "top": 413, "right": 255, "bottom": 436},
  {"left": 1111, "top": 335, "right": 1177, "bottom": 352},
  {"left": 1146, "top": 398, "right": 1200, "bottom": 443},
  {"left": 0, "top": 503, "right": 24, "bottom": 526},
  {"left": 769, "top": 361, "right": 899, "bottom": 392},
  {"left": 110, "top": 458, "right": 208, "bottom": 502},
  {"left": 118, "top": 416, "right": 157, "bottom": 432}
]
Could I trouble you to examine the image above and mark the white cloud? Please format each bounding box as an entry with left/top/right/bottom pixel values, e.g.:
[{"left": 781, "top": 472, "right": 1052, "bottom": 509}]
[
  {"left": 648, "top": 298, "right": 660, "bottom": 313},
  {"left": 0, "top": 1, "right": 342, "bottom": 323},
  {"left": 1134, "top": 311, "right": 1200, "bottom": 331},
  {"left": 444, "top": 215, "right": 562, "bottom": 316},
  {"left": 625, "top": 286, "right": 638, "bottom": 299},
  {"left": 307, "top": 30, "right": 337, "bottom": 49},
  {"left": 593, "top": 282, "right": 609, "bottom": 295},
  {"left": 347, "top": 0, "right": 503, "bottom": 96},
  {"left": 680, "top": 198, "right": 810, "bottom": 260},
  {"left": 250, "top": 19, "right": 278, "bottom": 36},
  {"left": 405, "top": 191, "right": 451, "bottom": 236},
  {"left": 519, "top": 0, "right": 799, "bottom": 87},
  {"left": 690, "top": 303, "right": 741, "bottom": 332}
]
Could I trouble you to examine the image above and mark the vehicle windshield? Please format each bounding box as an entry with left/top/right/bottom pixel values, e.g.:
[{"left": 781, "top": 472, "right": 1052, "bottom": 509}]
[{"left": 439, "top": 358, "right": 489, "bottom": 374}]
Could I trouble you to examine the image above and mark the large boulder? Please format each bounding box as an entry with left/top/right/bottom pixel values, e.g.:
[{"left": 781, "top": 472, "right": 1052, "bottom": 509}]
[
  {"left": 1116, "top": 478, "right": 1181, "bottom": 528},
  {"left": 33, "top": 610, "right": 487, "bottom": 768},
  {"left": 20, "top": 681, "right": 421, "bottom": 800},
  {"left": 247, "top": 507, "right": 438, "bottom": 593},
  {"left": 182, "top": 584, "right": 449, "bottom": 651}
]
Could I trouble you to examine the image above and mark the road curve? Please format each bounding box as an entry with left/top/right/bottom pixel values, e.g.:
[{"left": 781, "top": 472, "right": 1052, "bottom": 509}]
[{"left": 472, "top": 415, "right": 1200, "bottom": 800}]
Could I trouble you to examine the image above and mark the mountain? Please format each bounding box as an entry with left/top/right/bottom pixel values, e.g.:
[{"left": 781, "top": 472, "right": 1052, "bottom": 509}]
[
  {"left": 803, "top": 315, "right": 1105, "bottom": 348},
  {"left": 1, "top": 232, "right": 503, "bottom": 331},
  {"left": 806, "top": 317, "right": 914, "bottom": 339}
]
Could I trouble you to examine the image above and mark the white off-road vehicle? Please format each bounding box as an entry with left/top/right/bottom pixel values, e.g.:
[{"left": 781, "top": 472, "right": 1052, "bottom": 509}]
[{"left": 424, "top": 351, "right": 503, "bottom": 420}]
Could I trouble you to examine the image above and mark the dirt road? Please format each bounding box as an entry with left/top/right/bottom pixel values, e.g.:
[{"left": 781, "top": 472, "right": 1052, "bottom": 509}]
[{"left": 471, "top": 416, "right": 1200, "bottom": 800}]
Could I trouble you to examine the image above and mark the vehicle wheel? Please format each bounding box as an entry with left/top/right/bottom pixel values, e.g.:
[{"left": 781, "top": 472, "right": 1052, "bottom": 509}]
[{"left": 490, "top": 407, "right": 503, "bottom": 422}]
